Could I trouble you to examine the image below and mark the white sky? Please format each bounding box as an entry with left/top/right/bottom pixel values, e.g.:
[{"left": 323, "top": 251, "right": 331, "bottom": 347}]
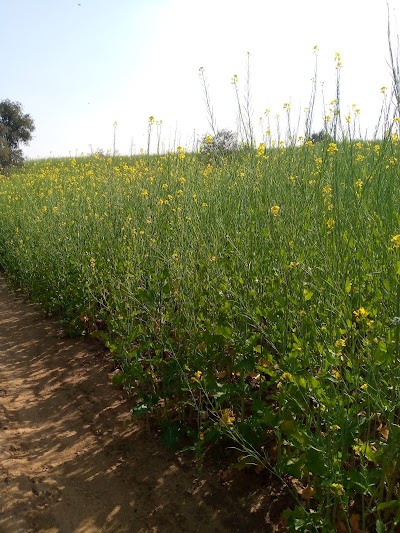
[{"left": 0, "top": 0, "right": 398, "bottom": 158}]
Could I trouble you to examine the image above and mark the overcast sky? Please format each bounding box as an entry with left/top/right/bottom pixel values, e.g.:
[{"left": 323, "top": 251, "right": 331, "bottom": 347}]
[{"left": 1, "top": 0, "right": 398, "bottom": 158}]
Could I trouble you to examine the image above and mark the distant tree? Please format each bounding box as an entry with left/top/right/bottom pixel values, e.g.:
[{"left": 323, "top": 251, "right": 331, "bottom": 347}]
[
  {"left": 0, "top": 99, "right": 35, "bottom": 168},
  {"left": 200, "top": 129, "right": 238, "bottom": 157},
  {"left": 308, "top": 129, "right": 332, "bottom": 144}
]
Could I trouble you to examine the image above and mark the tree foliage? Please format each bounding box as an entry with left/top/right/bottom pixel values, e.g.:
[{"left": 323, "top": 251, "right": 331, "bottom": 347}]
[
  {"left": 200, "top": 129, "right": 238, "bottom": 157},
  {"left": 0, "top": 99, "right": 35, "bottom": 168},
  {"left": 308, "top": 129, "right": 333, "bottom": 144}
]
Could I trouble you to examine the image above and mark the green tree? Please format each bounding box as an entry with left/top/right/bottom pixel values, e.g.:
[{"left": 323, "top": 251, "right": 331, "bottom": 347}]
[{"left": 0, "top": 99, "right": 35, "bottom": 167}]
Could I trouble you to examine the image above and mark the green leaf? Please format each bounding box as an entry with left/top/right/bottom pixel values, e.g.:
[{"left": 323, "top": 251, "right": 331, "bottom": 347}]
[
  {"left": 256, "top": 365, "right": 276, "bottom": 377},
  {"left": 308, "top": 376, "right": 321, "bottom": 390},
  {"left": 294, "top": 375, "right": 307, "bottom": 388},
  {"left": 353, "top": 441, "right": 383, "bottom": 465},
  {"left": 131, "top": 402, "right": 151, "bottom": 416},
  {"left": 376, "top": 520, "right": 386, "bottom": 533},
  {"left": 377, "top": 500, "right": 399, "bottom": 512},
  {"left": 281, "top": 419, "right": 296, "bottom": 434},
  {"left": 345, "top": 278, "right": 352, "bottom": 293},
  {"left": 303, "top": 289, "right": 314, "bottom": 301},
  {"left": 214, "top": 325, "right": 232, "bottom": 338}
]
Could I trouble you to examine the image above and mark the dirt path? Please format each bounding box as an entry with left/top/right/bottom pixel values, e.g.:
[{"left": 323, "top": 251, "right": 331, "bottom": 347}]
[{"left": 0, "top": 274, "right": 287, "bottom": 533}]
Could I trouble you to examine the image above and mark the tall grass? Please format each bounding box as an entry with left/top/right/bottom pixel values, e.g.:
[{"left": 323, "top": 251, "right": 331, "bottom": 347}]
[{"left": 1, "top": 51, "right": 400, "bottom": 530}]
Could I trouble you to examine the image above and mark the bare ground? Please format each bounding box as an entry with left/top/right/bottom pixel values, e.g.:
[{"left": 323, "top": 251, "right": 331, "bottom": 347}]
[{"left": 0, "top": 273, "right": 292, "bottom": 533}]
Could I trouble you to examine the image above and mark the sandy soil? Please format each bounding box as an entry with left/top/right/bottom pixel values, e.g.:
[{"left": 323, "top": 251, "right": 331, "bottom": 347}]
[{"left": 0, "top": 273, "right": 290, "bottom": 533}]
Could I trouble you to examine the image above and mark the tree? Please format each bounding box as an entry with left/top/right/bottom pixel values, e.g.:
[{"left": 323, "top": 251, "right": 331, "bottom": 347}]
[
  {"left": 0, "top": 99, "right": 35, "bottom": 167},
  {"left": 200, "top": 129, "right": 238, "bottom": 157}
]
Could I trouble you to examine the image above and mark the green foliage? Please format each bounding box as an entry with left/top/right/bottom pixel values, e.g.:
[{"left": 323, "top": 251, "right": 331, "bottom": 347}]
[
  {"left": 0, "top": 99, "right": 35, "bottom": 168},
  {"left": 0, "top": 136, "right": 400, "bottom": 530}
]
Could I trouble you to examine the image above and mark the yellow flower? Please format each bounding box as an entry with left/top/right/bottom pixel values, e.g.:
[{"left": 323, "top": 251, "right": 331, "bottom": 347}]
[
  {"left": 331, "top": 369, "right": 340, "bottom": 379},
  {"left": 327, "top": 143, "right": 338, "bottom": 156},
  {"left": 256, "top": 143, "right": 266, "bottom": 156},
  {"left": 270, "top": 205, "right": 281, "bottom": 216},
  {"left": 335, "top": 338, "right": 346, "bottom": 348},
  {"left": 353, "top": 307, "right": 370, "bottom": 321},
  {"left": 141, "top": 188, "right": 148, "bottom": 197},
  {"left": 327, "top": 218, "right": 335, "bottom": 229},
  {"left": 391, "top": 234, "right": 400, "bottom": 248},
  {"left": 190, "top": 370, "right": 203, "bottom": 382},
  {"left": 334, "top": 52, "right": 342, "bottom": 69},
  {"left": 361, "top": 383, "right": 368, "bottom": 390},
  {"left": 220, "top": 408, "right": 235, "bottom": 426},
  {"left": 330, "top": 483, "right": 344, "bottom": 495}
]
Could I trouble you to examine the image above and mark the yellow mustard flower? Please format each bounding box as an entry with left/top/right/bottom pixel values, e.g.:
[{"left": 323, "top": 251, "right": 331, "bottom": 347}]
[
  {"left": 391, "top": 234, "right": 400, "bottom": 248},
  {"left": 330, "top": 483, "right": 344, "bottom": 495},
  {"left": 353, "top": 307, "right": 370, "bottom": 321},
  {"left": 327, "top": 143, "right": 338, "bottom": 156},
  {"left": 220, "top": 409, "right": 235, "bottom": 426},
  {"left": 256, "top": 143, "right": 266, "bottom": 156}
]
